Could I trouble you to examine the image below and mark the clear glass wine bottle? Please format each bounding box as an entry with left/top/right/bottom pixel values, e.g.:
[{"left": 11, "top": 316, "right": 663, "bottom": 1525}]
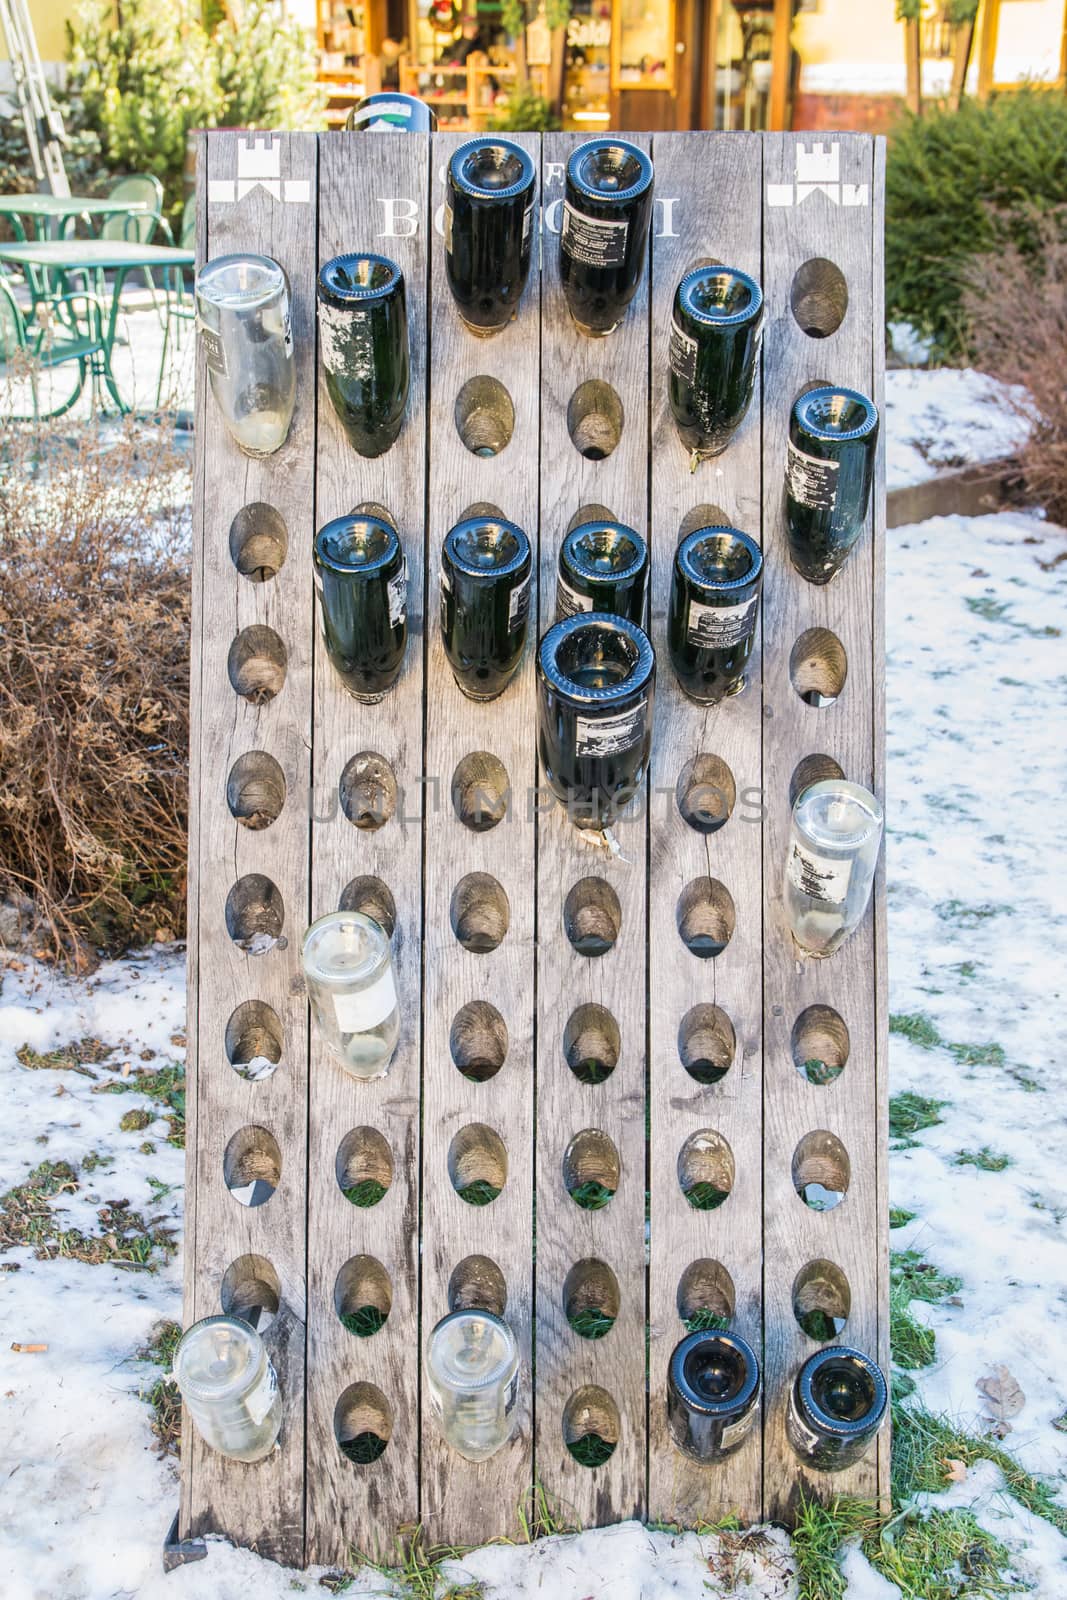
[
  {"left": 195, "top": 253, "right": 295, "bottom": 457},
  {"left": 425, "top": 1309, "right": 520, "bottom": 1462},
  {"left": 302, "top": 911, "right": 399, "bottom": 1080},
  {"left": 784, "top": 780, "right": 883, "bottom": 957},
  {"left": 172, "top": 1315, "right": 281, "bottom": 1463}
]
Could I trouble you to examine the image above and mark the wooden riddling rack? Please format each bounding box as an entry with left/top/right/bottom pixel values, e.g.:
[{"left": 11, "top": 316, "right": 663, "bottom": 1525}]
[{"left": 183, "top": 128, "right": 888, "bottom": 1567}]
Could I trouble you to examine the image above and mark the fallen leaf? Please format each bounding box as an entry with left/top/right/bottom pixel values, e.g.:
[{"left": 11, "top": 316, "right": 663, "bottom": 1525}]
[
  {"left": 977, "top": 1363, "right": 1025, "bottom": 1435},
  {"left": 944, "top": 1458, "right": 968, "bottom": 1483}
]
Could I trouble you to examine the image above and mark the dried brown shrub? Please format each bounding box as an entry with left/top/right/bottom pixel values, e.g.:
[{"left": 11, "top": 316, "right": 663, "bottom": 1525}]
[
  {"left": 0, "top": 417, "right": 190, "bottom": 966},
  {"left": 962, "top": 209, "right": 1067, "bottom": 526}
]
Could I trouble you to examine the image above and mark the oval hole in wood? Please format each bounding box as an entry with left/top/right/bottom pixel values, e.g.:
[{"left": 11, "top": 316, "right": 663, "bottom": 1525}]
[
  {"left": 339, "top": 752, "right": 397, "bottom": 830},
  {"left": 450, "top": 1000, "right": 508, "bottom": 1082},
  {"left": 223, "top": 1125, "right": 281, "bottom": 1208},
  {"left": 790, "top": 753, "right": 845, "bottom": 807},
  {"left": 455, "top": 375, "right": 515, "bottom": 457},
  {"left": 227, "top": 625, "right": 287, "bottom": 704},
  {"left": 567, "top": 379, "right": 623, "bottom": 461},
  {"left": 792, "top": 1005, "right": 850, "bottom": 1086},
  {"left": 563, "top": 1128, "right": 619, "bottom": 1210},
  {"left": 793, "top": 1258, "right": 851, "bottom": 1341},
  {"left": 450, "top": 872, "right": 509, "bottom": 953},
  {"left": 335, "top": 1126, "right": 393, "bottom": 1207},
  {"left": 792, "top": 1130, "right": 851, "bottom": 1211},
  {"left": 224, "top": 999, "right": 282, "bottom": 1083},
  {"left": 789, "top": 628, "right": 848, "bottom": 708},
  {"left": 676, "top": 1258, "right": 735, "bottom": 1332},
  {"left": 448, "top": 1123, "right": 508, "bottom": 1206},
  {"left": 676, "top": 877, "right": 735, "bottom": 959},
  {"left": 228, "top": 503, "right": 288, "bottom": 582},
  {"left": 226, "top": 750, "right": 285, "bottom": 830},
  {"left": 790, "top": 257, "right": 849, "bottom": 338},
  {"left": 335, "top": 1381, "right": 391, "bottom": 1464},
  {"left": 564, "top": 1258, "right": 619, "bottom": 1340},
  {"left": 334, "top": 1254, "right": 393, "bottom": 1338},
  {"left": 563, "top": 877, "right": 621, "bottom": 958},
  {"left": 452, "top": 752, "right": 510, "bottom": 831},
  {"left": 678, "top": 1003, "right": 735, "bottom": 1086},
  {"left": 676, "top": 754, "right": 736, "bottom": 834},
  {"left": 338, "top": 875, "right": 396, "bottom": 938},
  {"left": 220, "top": 1253, "right": 280, "bottom": 1333},
  {"left": 224, "top": 873, "right": 284, "bottom": 954},
  {"left": 564, "top": 1003, "right": 620, "bottom": 1085},
  {"left": 677, "top": 1129, "right": 734, "bottom": 1211},
  {"left": 563, "top": 1384, "right": 620, "bottom": 1468},
  {"left": 449, "top": 1254, "right": 507, "bottom": 1317}
]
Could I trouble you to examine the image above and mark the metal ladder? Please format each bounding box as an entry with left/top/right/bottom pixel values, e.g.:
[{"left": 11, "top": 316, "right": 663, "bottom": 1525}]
[{"left": 0, "top": 0, "right": 69, "bottom": 195}]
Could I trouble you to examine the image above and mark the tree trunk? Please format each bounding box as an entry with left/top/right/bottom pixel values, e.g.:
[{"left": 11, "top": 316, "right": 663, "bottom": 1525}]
[{"left": 904, "top": 17, "right": 922, "bottom": 117}]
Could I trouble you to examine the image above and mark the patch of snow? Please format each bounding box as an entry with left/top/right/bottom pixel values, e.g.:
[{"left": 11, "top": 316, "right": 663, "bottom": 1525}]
[
  {"left": 838, "top": 1543, "right": 902, "bottom": 1599},
  {"left": 886, "top": 367, "right": 1032, "bottom": 491}
]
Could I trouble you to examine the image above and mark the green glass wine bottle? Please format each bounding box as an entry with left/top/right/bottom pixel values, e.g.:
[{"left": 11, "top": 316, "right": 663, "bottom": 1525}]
[
  {"left": 445, "top": 138, "right": 536, "bottom": 335},
  {"left": 317, "top": 253, "right": 410, "bottom": 458},
  {"left": 556, "top": 520, "right": 648, "bottom": 625},
  {"left": 668, "top": 526, "right": 762, "bottom": 704},
  {"left": 786, "top": 1347, "right": 888, "bottom": 1472},
  {"left": 786, "top": 386, "right": 878, "bottom": 584},
  {"left": 560, "top": 139, "right": 654, "bottom": 336},
  {"left": 537, "top": 613, "right": 655, "bottom": 828},
  {"left": 314, "top": 510, "right": 407, "bottom": 702},
  {"left": 441, "top": 514, "right": 532, "bottom": 700},
  {"left": 666, "top": 1331, "right": 761, "bottom": 1464},
  {"left": 668, "top": 265, "right": 763, "bottom": 462}
]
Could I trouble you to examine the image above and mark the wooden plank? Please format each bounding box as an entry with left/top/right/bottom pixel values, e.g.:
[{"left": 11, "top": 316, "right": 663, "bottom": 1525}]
[
  {"left": 305, "top": 131, "right": 430, "bottom": 1560},
  {"left": 760, "top": 132, "right": 885, "bottom": 1521},
  {"left": 871, "top": 134, "right": 891, "bottom": 1512},
  {"left": 534, "top": 130, "right": 651, "bottom": 1527},
  {"left": 179, "top": 130, "right": 207, "bottom": 1546},
  {"left": 182, "top": 130, "right": 317, "bottom": 1564},
  {"left": 646, "top": 131, "right": 764, "bottom": 1527},
  {"left": 419, "top": 130, "right": 541, "bottom": 1546}
]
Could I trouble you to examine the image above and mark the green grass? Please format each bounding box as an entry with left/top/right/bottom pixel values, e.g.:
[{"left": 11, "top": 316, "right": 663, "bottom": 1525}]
[
  {"left": 137, "top": 1319, "right": 182, "bottom": 1456},
  {"left": 339, "top": 1305, "right": 388, "bottom": 1338},
  {"left": 800, "top": 1055, "right": 844, "bottom": 1086},
  {"left": 682, "top": 1181, "right": 730, "bottom": 1212},
  {"left": 684, "top": 1307, "right": 730, "bottom": 1333},
  {"left": 456, "top": 1180, "right": 500, "bottom": 1207},
  {"left": 93, "top": 1061, "right": 186, "bottom": 1147},
  {"left": 955, "top": 1147, "right": 1012, "bottom": 1172},
  {"left": 568, "top": 1179, "right": 615, "bottom": 1211},
  {"left": 15, "top": 1036, "right": 112, "bottom": 1077},
  {"left": 889, "top": 1012, "right": 1035, "bottom": 1085},
  {"left": 342, "top": 1179, "right": 387, "bottom": 1208},
  {"left": 796, "top": 1308, "right": 842, "bottom": 1342},
  {"left": 889, "top": 1091, "right": 947, "bottom": 1139},
  {"left": 570, "top": 1057, "right": 613, "bottom": 1085},
  {"left": 567, "top": 1307, "right": 615, "bottom": 1340},
  {"left": 889, "top": 1207, "right": 916, "bottom": 1229},
  {"left": 890, "top": 1250, "right": 962, "bottom": 1372},
  {"left": 566, "top": 1432, "right": 616, "bottom": 1468},
  {"left": 0, "top": 1158, "right": 176, "bottom": 1269},
  {"left": 890, "top": 1012, "right": 944, "bottom": 1050}
]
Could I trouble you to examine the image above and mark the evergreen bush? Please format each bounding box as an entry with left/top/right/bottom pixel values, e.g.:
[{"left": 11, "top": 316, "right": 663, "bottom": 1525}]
[{"left": 887, "top": 89, "right": 1067, "bottom": 360}]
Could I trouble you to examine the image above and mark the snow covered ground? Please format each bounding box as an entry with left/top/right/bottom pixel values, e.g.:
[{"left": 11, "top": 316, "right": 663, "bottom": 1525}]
[{"left": 1, "top": 365, "right": 1065, "bottom": 1598}]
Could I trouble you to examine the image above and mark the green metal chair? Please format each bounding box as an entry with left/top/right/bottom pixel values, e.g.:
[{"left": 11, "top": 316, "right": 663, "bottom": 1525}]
[
  {"left": 0, "top": 277, "right": 107, "bottom": 421},
  {"left": 99, "top": 174, "right": 165, "bottom": 244}
]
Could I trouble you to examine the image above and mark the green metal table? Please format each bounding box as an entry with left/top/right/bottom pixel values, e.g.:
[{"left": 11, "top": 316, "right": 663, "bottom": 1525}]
[
  {"left": 0, "top": 193, "right": 153, "bottom": 242},
  {"left": 0, "top": 239, "right": 195, "bottom": 413}
]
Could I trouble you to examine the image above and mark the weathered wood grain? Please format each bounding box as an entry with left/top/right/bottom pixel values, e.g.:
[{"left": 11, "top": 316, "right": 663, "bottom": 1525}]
[
  {"left": 419, "top": 130, "right": 541, "bottom": 1547},
  {"left": 533, "top": 130, "right": 651, "bottom": 1527},
  {"left": 183, "top": 130, "right": 318, "bottom": 1563},
  {"left": 647, "top": 131, "right": 765, "bottom": 1526},
  {"left": 305, "top": 132, "right": 430, "bottom": 1560},
  {"left": 760, "top": 132, "right": 887, "bottom": 1520}
]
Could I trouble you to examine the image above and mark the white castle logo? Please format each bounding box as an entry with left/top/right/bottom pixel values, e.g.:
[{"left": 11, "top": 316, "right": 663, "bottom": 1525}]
[
  {"left": 208, "top": 137, "right": 311, "bottom": 205},
  {"left": 767, "top": 143, "right": 869, "bottom": 208}
]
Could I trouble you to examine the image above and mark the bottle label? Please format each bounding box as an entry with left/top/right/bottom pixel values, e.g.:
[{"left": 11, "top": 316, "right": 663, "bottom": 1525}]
[
  {"left": 443, "top": 202, "right": 454, "bottom": 254},
  {"left": 332, "top": 967, "right": 398, "bottom": 1034},
  {"left": 244, "top": 1361, "right": 277, "bottom": 1428},
  {"left": 786, "top": 1390, "right": 823, "bottom": 1459},
  {"left": 669, "top": 317, "right": 698, "bottom": 384},
  {"left": 556, "top": 576, "right": 594, "bottom": 619},
  {"left": 388, "top": 560, "right": 408, "bottom": 630},
  {"left": 318, "top": 300, "right": 374, "bottom": 381},
  {"left": 508, "top": 573, "right": 531, "bottom": 632},
  {"left": 522, "top": 201, "right": 534, "bottom": 245},
  {"left": 786, "top": 842, "right": 852, "bottom": 905},
  {"left": 686, "top": 594, "right": 758, "bottom": 649},
  {"left": 504, "top": 1368, "right": 519, "bottom": 1417},
  {"left": 575, "top": 699, "right": 646, "bottom": 758},
  {"left": 282, "top": 304, "right": 294, "bottom": 358},
  {"left": 719, "top": 1404, "right": 758, "bottom": 1451},
  {"left": 199, "top": 324, "right": 228, "bottom": 378},
  {"left": 561, "top": 201, "right": 629, "bottom": 268},
  {"left": 787, "top": 440, "right": 839, "bottom": 511}
]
